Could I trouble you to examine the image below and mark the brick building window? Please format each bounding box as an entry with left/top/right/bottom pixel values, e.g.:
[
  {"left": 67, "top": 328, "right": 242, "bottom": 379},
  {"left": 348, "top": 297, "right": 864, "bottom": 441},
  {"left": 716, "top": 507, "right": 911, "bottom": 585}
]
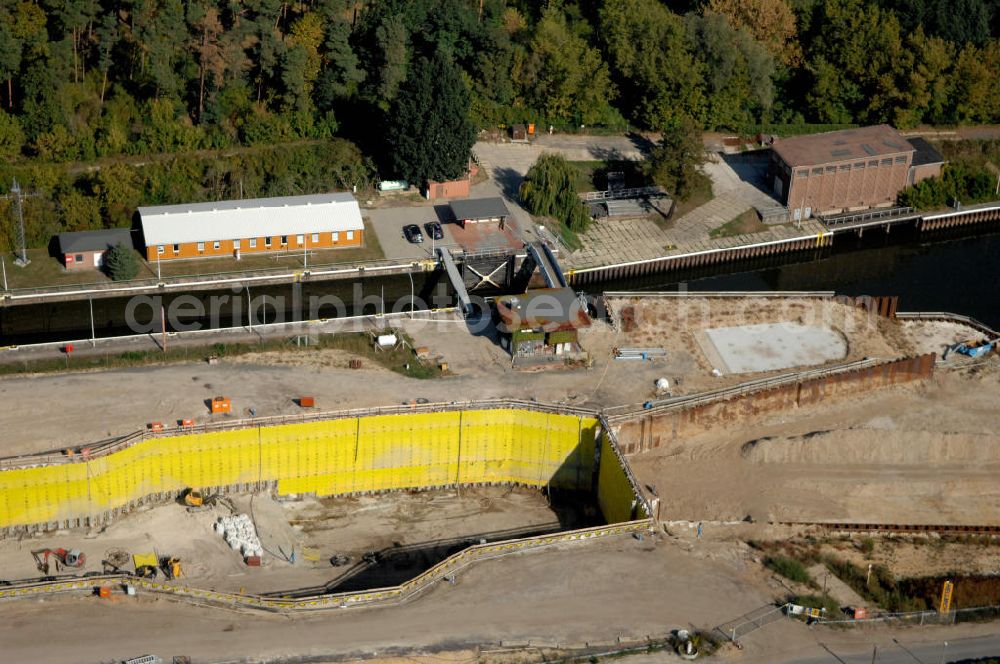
[
  {"left": 213, "top": 241, "right": 220, "bottom": 250},
  {"left": 880, "top": 158, "right": 892, "bottom": 166},
  {"left": 869, "top": 160, "right": 879, "bottom": 168},
  {"left": 346, "top": 231, "right": 355, "bottom": 240},
  {"left": 264, "top": 237, "right": 272, "bottom": 248},
  {"left": 173, "top": 244, "right": 180, "bottom": 253},
  {"left": 825, "top": 166, "right": 836, "bottom": 174},
  {"left": 797, "top": 170, "right": 808, "bottom": 178},
  {"left": 333, "top": 232, "right": 340, "bottom": 242},
  {"left": 157, "top": 245, "right": 164, "bottom": 254},
  {"left": 280, "top": 235, "right": 288, "bottom": 245},
  {"left": 812, "top": 167, "right": 823, "bottom": 176},
  {"left": 311, "top": 233, "right": 319, "bottom": 243},
  {"left": 249, "top": 238, "right": 257, "bottom": 248},
  {"left": 895, "top": 156, "right": 906, "bottom": 164},
  {"left": 197, "top": 242, "right": 205, "bottom": 252},
  {"left": 839, "top": 164, "right": 850, "bottom": 172}
]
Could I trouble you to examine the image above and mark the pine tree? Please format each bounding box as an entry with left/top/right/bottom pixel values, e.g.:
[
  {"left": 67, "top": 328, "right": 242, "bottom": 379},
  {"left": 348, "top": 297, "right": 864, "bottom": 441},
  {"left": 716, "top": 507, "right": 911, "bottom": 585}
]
[
  {"left": 105, "top": 242, "right": 140, "bottom": 281},
  {"left": 384, "top": 50, "right": 475, "bottom": 184}
]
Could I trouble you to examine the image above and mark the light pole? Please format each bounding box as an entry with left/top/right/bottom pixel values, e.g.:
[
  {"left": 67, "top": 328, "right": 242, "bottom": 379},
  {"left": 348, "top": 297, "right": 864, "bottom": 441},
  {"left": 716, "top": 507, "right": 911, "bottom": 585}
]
[
  {"left": 939, "top": 641, "right": 948, "bottom": 664},
  {"left": 246, "top": 284, "right": 252, "bottom": 334},
  {"left": 407, "top": 271, "right": 414, "bottom": 319},
  {"left": 1, "top": 255, "right": 6, "bottom": 291}
]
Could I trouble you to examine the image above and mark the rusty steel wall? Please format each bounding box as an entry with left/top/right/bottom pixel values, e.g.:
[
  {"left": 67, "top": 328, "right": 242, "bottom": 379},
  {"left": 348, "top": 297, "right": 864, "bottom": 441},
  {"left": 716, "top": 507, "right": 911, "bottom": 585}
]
[{"left": 617, "top": 354, "right": 936, "bottom": 455}]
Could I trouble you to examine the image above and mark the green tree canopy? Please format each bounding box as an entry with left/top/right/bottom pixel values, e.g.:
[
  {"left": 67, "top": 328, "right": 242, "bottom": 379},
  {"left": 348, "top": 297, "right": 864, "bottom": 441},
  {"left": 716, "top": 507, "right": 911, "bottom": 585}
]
[
  {"left": 645, "top": 118, "right": 708, "bottom": 201},
  {"left": 384, "top": 50, "right": 476, "bottom": 184},
  {"left": 600, "top": 0, "right": 704, "bottom": 128},
  {"left": 519, "top": 153, "right": 590, "bottom": 233},
  {"left": 105, "top": 242, "right": 140, "bottom": 281}
]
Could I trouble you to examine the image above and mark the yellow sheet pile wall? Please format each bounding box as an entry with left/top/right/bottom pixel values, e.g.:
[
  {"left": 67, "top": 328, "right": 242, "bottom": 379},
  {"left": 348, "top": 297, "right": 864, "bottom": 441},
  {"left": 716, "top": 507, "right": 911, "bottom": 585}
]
[
  {"left": 596, "top": 436, "right": 644, "bottom": 524},
  {"left": 0, "top": 409, "right": 600, "bottom": 529}
]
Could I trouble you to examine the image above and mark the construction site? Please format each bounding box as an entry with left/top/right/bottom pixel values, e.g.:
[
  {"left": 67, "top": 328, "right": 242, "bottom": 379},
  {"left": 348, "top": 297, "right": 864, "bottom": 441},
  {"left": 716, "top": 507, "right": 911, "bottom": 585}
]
[{"left": 0, "top": 292, "right": 999, "bottom": 664}]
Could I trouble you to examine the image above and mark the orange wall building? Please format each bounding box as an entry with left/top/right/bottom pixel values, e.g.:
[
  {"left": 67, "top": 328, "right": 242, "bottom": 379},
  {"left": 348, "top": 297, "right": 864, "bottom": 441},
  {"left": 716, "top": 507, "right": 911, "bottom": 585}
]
[{"left": 138, "top": 193, "right": 365, "bottom": 262}]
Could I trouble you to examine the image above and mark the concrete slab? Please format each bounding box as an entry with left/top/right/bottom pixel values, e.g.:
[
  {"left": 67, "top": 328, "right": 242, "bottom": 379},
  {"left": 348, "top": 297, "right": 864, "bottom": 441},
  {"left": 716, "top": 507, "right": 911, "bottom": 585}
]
[{"left": 700, "top": 322, "right": 847, "bottom": 374}]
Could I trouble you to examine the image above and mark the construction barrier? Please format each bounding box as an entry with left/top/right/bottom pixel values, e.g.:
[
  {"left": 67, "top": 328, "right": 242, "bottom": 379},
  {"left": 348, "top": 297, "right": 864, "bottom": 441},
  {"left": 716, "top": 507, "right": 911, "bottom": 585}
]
[
  {"left": 0, "top": 409, "right": 601, "bottom": 531},
  {"left": 0, "top": 519, "right": 652, "bottom": 612}
]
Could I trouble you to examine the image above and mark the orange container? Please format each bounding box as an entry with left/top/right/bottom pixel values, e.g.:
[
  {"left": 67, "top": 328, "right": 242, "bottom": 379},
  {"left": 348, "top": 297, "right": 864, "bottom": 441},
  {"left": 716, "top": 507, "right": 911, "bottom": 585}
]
[
  {"left": 299, "top": 396, "right": 315, "bottom": 408},
  {"left": 211, "top": 396, "right": 231, "bottom": 414},
  {"left": 245, "top": 555, "right": 262, "bottom": 567},
  {"left": 181, "top": 418, "right": 195, "bottom": 427},
  {"left": 527, "top": 123, "right": 536, "bottom": 135},
  {"left": 149, "top": 422, "right": 163, "bottom": 432},
  {"left": 98, "top": 586, "right": 111, "bottom": 599},
  {"left": 64, "top": 344, "right": 74, "bottom": 354}
]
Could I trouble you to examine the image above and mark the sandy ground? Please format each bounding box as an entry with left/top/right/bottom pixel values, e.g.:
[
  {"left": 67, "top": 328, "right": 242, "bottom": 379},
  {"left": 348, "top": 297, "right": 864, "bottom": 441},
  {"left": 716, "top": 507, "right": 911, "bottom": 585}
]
[
  {"left": 0, "top": 534, "right": 777, "bottom": 664},
  {"left": 607, "top": 297, "right": 900, "bottom": 389},
  {"left": 0, "top": 487, "right": 571, "bottom": 595},
  {"left": 630, "top": 359, "right": 1000, "bottom": 525}
]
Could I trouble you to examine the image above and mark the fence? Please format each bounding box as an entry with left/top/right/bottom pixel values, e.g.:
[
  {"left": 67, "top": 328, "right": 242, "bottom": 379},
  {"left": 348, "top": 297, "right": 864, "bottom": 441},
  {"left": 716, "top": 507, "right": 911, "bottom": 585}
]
[
  {"left": 716, "top": 603, "right": 790, "bottom": 642},
  {"left": 0, "top": 519, "right": 653, "bottom": 613},
  {"left": 612, "top": 354, "right": 935, "bottom": 454}
]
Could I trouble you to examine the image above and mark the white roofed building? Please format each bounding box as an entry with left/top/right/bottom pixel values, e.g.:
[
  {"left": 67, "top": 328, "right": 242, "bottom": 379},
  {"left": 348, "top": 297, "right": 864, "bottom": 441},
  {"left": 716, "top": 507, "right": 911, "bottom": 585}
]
[{"left": 137, "top": 193, "right": 365, "bottom": 261}]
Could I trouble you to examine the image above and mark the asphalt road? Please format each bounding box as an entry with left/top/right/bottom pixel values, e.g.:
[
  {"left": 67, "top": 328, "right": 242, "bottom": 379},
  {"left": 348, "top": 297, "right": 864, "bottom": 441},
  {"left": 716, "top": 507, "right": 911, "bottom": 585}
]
[{"left": 793, "top": 634, "right": 1000, "bottom": 664}]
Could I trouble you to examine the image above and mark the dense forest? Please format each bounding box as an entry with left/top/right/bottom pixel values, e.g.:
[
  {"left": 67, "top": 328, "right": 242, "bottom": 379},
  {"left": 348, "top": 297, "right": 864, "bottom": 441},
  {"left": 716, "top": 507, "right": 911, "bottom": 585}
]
[{"left": 0, "top": 0, "right": 999, "bottom": 250}]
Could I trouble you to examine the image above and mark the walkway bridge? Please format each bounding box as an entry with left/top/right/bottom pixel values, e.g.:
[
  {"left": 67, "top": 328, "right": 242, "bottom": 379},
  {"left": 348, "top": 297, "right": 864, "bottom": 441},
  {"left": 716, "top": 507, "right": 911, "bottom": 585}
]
[
  {"left": 525, "top": 242, "right": 568, "bottom": 289},
  {"left": 437, "top": 247, "right": 473, "bottom": 315}
]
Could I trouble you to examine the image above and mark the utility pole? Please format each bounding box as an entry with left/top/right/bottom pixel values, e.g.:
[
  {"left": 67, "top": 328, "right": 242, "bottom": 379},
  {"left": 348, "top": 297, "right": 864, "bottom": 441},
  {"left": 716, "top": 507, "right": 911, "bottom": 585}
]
[
  {"left": 9, "top": 178, "right": 30, "bottom": 266},
  {"left": 1, "top": 255, "right": 7, "bottom": 291},
  {"left": 88, "top": 297, "right": 96, "bottom": 347}
]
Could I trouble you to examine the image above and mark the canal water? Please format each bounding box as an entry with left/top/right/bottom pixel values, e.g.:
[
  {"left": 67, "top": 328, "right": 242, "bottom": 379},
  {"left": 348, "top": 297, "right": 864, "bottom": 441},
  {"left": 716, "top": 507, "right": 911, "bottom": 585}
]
[{"left": 2, "top": 224, "right": 998, "bottom": 345}]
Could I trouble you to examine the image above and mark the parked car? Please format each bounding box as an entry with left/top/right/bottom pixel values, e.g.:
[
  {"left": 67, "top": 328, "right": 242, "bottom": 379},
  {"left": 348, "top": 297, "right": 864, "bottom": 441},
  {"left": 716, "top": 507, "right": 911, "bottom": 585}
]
[
  {"left": 424, "top": 221, "right": 444, "bottom": 241},
  {"left": 403, "top": 224, "right": 424, "bottom": 243}
]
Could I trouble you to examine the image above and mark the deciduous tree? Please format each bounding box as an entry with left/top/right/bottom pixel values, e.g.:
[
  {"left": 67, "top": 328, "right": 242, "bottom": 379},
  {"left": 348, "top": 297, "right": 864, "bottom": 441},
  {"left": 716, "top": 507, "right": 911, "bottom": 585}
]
[{"left": 600, "top": 0, "right": 703, "bottom": 128}]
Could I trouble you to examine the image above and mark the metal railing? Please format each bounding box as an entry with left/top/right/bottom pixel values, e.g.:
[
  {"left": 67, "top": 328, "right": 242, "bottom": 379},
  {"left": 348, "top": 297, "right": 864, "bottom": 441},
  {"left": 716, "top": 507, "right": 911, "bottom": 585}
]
[
  {"left": 604, "top": 290, "right": 836, "bottom": 299},
  {"left": 579, "top": 186, "right": 666, "bottom": 202},
  {"left": 895, "top": 311, "right": 1000, "bottom": 339},
  {"left": 716, "top": 603, "right": 790, "bottom": 642},
  {"left": 0, "top": 398, "right": 599, "bottom": 470},
  {"left": 0, "top": 519, "right": 653, "bottom": 613},
  {"left": 819, "top": 206, "right": 916, "bottom": 229},
  {"left": 603, "top": 358, "right": 879, "bottom": 422}
]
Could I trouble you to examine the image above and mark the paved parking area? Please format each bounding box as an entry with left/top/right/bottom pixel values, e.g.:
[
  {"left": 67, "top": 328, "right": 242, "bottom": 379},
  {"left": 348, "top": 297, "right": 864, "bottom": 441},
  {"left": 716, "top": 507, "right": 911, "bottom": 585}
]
[{"left": 366, "top": 206, "right": 461, "bottom": 261}]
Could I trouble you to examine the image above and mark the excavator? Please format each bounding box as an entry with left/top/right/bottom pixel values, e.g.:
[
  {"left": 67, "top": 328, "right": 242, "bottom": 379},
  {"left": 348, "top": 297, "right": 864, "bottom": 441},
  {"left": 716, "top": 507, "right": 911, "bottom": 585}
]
[{"left": 32, "top": 548, "right": 86, "bottom": 574}]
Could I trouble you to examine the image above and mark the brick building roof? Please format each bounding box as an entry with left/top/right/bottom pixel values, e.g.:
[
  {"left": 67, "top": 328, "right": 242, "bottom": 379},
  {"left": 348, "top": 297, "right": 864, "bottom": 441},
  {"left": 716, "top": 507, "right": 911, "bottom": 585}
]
[{"left": 772, "top": 125, "right": 914, "bottom": 168}]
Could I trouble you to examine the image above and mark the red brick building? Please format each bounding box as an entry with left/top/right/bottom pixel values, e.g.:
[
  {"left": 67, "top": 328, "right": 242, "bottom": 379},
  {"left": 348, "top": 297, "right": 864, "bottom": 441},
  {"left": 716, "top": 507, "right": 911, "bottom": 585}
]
[
  {"left": 768, "top": 125, "right": 943, "bottom": 220},
  {"left": 57, "top": 228, "right": 133, "bottom": 270}
]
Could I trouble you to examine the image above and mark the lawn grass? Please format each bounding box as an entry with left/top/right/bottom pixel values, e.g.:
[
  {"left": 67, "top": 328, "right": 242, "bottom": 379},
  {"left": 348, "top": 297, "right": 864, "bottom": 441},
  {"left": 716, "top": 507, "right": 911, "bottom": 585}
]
[
  {"left": 0, "top": 328, "right": 443, "bottom": 379},
  {"left": 668, "top": 172, "right": 714, "bottom": 220},
  {"left": 2, "top": 246, "right": 134, "bottom": 290},
  {"left": 2, "top": 221, "right": 386, "bottom": 290},
  {"left": 709, "top": 209, "right": 766, "bottom": 239},
  {"left": 566, "top": 159, "right": 649, "bottom": 193}
]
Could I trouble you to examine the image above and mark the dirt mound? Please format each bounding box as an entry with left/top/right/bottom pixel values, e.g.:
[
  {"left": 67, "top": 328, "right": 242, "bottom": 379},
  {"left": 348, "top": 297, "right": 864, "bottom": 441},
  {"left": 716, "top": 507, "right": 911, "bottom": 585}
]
[{"left": 741, "top": 429, "right": 1000, "bottom": 466}]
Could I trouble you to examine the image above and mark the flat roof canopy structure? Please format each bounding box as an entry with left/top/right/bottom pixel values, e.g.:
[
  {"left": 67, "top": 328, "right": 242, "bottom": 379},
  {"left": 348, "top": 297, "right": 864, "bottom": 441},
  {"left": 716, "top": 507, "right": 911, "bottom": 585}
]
[
  {"left": 138, "top": 193, "right": 364, "bottom": 247},
  {"left": 450, "top": 197, "right": 509, "bottom": 221}
]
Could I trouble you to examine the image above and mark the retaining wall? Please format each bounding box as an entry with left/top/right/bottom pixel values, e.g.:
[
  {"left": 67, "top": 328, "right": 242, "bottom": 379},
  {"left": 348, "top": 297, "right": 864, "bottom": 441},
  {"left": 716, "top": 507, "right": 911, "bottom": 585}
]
[
  {"left": 616, "top": 354, "right": 936, "bottom": 454},
  {"left": 0, "top": 408, "right": 601, "bottom": 533}
]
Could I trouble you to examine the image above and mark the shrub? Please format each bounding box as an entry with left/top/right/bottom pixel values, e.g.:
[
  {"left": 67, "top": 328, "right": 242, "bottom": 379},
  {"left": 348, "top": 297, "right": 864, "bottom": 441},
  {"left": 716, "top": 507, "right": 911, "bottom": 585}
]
[
  {"left": 104, "top": 242, "right": 139, "bottom": 281},
  {"left": 765, "top": 555, "right": 813, "bottom": 585}
]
